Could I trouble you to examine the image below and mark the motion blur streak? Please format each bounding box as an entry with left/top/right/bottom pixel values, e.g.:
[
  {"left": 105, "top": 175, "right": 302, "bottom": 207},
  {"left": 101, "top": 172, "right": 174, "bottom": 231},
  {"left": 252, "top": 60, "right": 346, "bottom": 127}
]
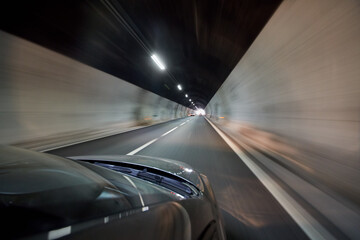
[
  {"left": 0, "top": 30, "right": 192, "bottom": 149},
  {"left": 0, "top": 0, "right": 360, "bottom": 239},
  {"left": 206, "top": 0, "right": 360, "bottom": 238}
]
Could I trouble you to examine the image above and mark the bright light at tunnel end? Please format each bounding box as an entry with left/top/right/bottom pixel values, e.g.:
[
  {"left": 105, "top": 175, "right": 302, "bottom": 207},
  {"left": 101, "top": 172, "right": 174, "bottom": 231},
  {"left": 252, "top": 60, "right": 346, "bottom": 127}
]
[
  {"left": 196, "top": 109, "right": 206, "bottom": 116},
  {"left": 151, "top": 54, "right": 166, "bottom": 70}
]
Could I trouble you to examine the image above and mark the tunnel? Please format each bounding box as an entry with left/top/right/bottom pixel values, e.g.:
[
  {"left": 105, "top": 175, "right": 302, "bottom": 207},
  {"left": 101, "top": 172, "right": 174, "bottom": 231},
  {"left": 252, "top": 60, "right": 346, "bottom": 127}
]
[{"left": 0, "top": 0, "right": 359, "bottom": 239}]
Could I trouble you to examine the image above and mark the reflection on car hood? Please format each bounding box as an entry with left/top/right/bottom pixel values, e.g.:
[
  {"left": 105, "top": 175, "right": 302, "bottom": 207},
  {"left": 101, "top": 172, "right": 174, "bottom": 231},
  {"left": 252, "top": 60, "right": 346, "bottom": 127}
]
[
  {"left": 0, "top": 146, "right": 186, "bottom": 239},
  {"left": 70, "top": 155, "right": 204, "bottom": 191}
]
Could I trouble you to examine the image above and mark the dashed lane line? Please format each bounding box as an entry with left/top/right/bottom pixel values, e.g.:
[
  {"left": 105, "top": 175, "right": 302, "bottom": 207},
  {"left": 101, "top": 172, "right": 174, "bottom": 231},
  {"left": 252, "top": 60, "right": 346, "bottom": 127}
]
[
  {"left": 126, "top": 119, "right": 189, "bottom": 155},
  {"left": 161, "top": 127, "right": 178, "bottom": 137},
  {"left": 126, "top": 138, "right": 159, "bottom": 155}
]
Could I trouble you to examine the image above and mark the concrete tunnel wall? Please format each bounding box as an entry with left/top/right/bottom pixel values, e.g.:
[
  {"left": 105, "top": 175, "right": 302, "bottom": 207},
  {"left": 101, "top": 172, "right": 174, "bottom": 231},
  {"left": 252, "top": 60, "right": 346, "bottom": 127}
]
[
  {"left": 206, "top": 0, "right": 360, "bottom": 205},
  {"left": 0, "top": 30, "right": 190, "bottom": 149}
]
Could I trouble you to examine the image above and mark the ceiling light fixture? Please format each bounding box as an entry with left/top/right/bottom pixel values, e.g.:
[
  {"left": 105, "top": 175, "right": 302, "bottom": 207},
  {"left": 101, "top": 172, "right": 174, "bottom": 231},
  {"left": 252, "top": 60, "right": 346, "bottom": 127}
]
[
  {"left": 177, "top": 84, "right": 182, "bottom": 91},
  {"left": 189, "top": 99, "right": 191, "bottom": 101},
  {"left": 151, "top": 54, "right": 166, "bottom": 70},
  {"left": 185, "top": 94, "right": 188, "bottom": 98}
]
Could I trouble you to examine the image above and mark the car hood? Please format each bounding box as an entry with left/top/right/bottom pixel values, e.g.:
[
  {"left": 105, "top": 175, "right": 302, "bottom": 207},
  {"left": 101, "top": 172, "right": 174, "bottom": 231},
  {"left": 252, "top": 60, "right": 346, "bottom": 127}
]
[
  {"left": 69, "top": 155, "right": 204, "bottom": 192},
  {"left": 0, "top": 146, "right": 189, "bottom": 239}
]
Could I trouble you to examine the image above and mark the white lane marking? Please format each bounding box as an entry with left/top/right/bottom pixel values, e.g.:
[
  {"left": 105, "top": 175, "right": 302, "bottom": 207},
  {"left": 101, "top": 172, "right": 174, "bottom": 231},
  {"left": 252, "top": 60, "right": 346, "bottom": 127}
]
[
  {"left": 161, "top": 127, "right": 178, "bottom": 136},
  {"left": 205, "top": 118, "right": 335, "bottom": 240},
  {"left": 180, "top": 122, "right": 187, "bottom": 126},
  {"left": 123, "top": 175, "right": 145, "bottom": 207},
  {"left": 48, "top": 226, "right": 71, "bottom": 240},
  {"left": 126, "top": 119, "right": 190, "bottom": 155},
  {"left": 126, "top": 138, "right": 158, "bottom": 155}
]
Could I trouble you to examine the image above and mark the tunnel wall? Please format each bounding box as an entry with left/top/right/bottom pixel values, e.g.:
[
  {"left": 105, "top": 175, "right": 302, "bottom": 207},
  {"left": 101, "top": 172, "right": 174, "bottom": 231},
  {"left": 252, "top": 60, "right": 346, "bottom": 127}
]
[
  {"left": 0, "top": 30, "right": 189, "bottom": 149},
  {"left": 206, "top": 0, "right": 360, "bottom": 204}
]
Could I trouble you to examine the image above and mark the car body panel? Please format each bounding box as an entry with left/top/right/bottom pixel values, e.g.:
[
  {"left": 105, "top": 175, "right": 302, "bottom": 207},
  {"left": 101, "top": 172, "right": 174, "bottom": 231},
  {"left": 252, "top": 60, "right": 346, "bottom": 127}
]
[{"left": 0, "top": 146, "right": 224, "bottom": 239}]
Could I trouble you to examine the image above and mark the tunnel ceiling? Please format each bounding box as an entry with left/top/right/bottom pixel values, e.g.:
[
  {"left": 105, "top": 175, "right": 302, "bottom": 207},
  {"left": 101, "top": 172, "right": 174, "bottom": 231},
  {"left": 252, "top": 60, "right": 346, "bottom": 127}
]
[{"left": 1, "top": 0, "right": 281, "bottom": 109}]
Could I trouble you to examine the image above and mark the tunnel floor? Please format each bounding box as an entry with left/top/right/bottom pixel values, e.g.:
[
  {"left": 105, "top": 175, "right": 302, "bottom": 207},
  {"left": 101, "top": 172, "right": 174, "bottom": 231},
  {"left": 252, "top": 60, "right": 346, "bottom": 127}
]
[{"left": 49, "top": 117, "right": 309, "bottom": 240}]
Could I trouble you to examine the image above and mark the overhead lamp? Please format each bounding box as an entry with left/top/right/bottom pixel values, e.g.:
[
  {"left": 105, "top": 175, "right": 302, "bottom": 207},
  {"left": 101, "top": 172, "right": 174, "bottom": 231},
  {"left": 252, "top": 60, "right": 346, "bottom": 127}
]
[
  {"left": 185, "top": 94, "right": 188, "bottom": 98},
  {"left": 151, "top": 54, "right": 166, "bottom": 70},
  {"left": 177, "top": 84, "right": 182, "bottom": 91},
  {"left": 189, "top": 99, "right": 192, "bottom": 101}
]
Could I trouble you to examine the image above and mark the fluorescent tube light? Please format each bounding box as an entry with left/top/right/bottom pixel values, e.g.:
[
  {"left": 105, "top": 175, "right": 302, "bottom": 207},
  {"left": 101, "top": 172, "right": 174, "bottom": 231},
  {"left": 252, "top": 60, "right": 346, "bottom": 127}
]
[{"left": 151, "top": 54, "right": 166, "bottom": 70}]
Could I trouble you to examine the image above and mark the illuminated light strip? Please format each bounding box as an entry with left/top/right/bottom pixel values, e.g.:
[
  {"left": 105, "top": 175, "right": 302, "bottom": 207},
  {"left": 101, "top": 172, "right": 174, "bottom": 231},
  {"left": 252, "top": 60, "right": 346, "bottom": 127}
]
[
  {"left": 123, "top": 175, "right": 145, "bottom": 207},
  {"left": 48, "top": 226, "right": 71, "bottom": 240},
  {"left": 205, "top": 117, "right": 335, "bottom": 240},
  {"left": 126, "top": 138, "right": 158, "bottom": 155},
  {"left": 151, "top": 54, "right": 166, "bottom": 70}
]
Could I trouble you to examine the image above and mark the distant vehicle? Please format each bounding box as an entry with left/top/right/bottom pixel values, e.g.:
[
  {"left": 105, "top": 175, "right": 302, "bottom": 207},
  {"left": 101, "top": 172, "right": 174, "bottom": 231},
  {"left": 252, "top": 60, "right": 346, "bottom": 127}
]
[
  {"left": 188, "top": 113, "right": 195, "bottom": 116},
  {"left": 0, "top": 146, "right": 225, "bottom": 240}
]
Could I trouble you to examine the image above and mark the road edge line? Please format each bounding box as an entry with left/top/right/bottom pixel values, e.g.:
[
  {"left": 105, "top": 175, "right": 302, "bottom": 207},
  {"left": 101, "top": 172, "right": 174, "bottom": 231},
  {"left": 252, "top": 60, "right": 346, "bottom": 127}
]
[{"left": 205, "top": 117, "right": 335, "bottom": 240}]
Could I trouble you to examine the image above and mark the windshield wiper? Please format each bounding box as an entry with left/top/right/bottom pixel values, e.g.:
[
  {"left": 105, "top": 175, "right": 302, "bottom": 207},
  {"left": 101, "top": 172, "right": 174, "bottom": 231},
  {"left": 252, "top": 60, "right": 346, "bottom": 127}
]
[
  {"left": 93, "top": 162, "right": 193, "bottom": 197},
  {"left": 136, "top": 169, "right": 192, "bottom": 196},
  {"left": 94, "top": 163, "right": 132, "bottom": 174}
]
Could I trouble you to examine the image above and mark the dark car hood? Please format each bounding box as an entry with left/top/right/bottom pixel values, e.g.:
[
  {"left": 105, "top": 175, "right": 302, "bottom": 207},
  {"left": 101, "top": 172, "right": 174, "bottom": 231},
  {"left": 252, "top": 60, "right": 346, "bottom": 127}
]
[
  {"left": 69, "top": 155, "right": 204, "bottom": 192},
  {"left": 0, "top": 146, "right": 190, "bottom": 239}
]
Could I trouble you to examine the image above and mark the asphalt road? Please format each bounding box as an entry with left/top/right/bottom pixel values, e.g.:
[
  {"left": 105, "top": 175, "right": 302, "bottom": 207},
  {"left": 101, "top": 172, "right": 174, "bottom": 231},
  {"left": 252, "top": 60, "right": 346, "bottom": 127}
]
[{"left": 49, "top": 116, "right": 308, "bottom": 240}]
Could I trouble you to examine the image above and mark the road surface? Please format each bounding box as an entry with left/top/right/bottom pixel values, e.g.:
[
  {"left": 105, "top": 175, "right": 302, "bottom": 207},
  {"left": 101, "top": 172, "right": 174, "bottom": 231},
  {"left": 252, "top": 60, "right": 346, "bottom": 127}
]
[{"left": 49, "top": 116, "right": 308, "bottom": 240}]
